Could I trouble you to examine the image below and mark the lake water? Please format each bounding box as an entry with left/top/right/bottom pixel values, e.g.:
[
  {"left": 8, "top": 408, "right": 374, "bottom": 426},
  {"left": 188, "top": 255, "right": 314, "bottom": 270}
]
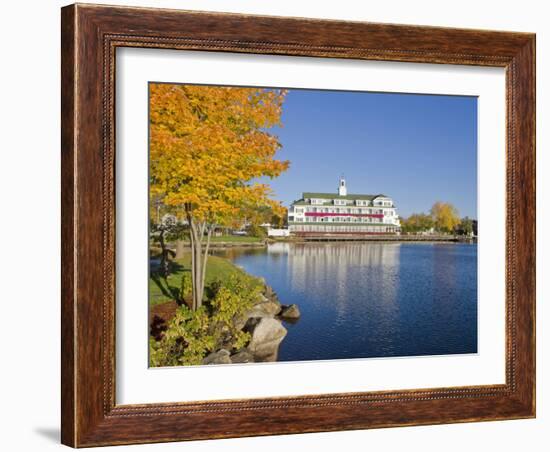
[{"left": 214, "top": 242, "right": 477, "bottom": 362}]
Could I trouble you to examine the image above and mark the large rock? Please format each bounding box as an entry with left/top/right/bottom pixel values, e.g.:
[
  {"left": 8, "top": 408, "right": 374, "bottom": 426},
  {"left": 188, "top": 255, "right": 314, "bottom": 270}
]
[
  {"left": 247, "top": 299, "right": 281, "bottom": 318},
  {"left": 202, "top": 349, "right": 231, "bottom": 365},
  {"left": 246, "top": 317, "right": 287, "bottom": 361},
  {"left": 234, "top": 296, "right": 282, "bottom": 330},
  {"left": 279, "top": 304, "right": 301, "bottom": 320},
  {"left": 230, "top": 349, "right": 254, "bottom": 364}
]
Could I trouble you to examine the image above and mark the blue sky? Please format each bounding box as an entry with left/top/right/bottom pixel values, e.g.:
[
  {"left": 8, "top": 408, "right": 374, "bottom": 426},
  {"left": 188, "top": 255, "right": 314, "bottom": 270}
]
[{"left": 267, "top": 89, "right": 477, "bottom": 219}]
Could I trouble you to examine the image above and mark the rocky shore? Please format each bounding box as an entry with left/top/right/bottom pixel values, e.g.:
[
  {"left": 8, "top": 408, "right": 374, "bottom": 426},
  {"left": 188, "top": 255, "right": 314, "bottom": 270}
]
[{"left": 202, "top": 282, "right": 300, "bottom": 365}]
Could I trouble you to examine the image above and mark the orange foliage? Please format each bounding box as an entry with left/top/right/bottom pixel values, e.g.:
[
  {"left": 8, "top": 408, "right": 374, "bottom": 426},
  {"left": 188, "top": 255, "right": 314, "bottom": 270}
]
[
  {"left": 149, "top": 84, "right": 289, "bottom": 226},
  {"left": 149, "top": 84, "right": 290, "bottom": 309}
]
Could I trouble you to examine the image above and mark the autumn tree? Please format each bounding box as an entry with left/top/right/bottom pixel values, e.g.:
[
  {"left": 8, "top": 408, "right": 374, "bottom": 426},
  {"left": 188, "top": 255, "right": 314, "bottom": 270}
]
[
  {"left": 272, "top": 206, "right": 288, "bottom": 228},
  {"left": 456, "top": 216, "right": 474, "bottom": 236},
  {"left": 430, "top": 201, "right": 460, "bottom": 234},
  {"left": 401, "top": 213, "right": 434, "bottom": 234},
  {"left": 239, "top": 204, "right": 287, "bottom": 237},
  {"left": 149, "top": 84, "right": 289, "bottom": 310}
]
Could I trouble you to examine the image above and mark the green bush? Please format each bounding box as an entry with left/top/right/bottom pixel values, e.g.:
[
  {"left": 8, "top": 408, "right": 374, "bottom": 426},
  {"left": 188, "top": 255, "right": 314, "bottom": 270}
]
[
  {"left": 150, "top": 273, "right": 262, "bottom": 367},
  {"left": 246, "top": 223, "right": 267, "bottom": 239},
  {"left": 180, "top": 272, "right": 192, "bottom": 300},
  {"left": 149, "top": 305, "right": 213, "bottom": 366},
  {"left": 208, "top": 274, "right": 262, "bottom": 350}
]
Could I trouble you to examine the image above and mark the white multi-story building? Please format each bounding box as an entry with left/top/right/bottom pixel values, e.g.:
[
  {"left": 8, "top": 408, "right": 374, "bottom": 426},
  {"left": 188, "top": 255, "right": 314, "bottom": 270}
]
[{"left": 288, "top": 177, "right": 400, "bottom": 235}]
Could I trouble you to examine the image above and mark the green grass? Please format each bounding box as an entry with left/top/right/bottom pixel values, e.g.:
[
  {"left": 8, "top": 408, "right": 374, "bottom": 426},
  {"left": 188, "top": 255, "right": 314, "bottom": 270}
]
[{"left": 149, "top": 253, "right": 262, "bottom": 306}]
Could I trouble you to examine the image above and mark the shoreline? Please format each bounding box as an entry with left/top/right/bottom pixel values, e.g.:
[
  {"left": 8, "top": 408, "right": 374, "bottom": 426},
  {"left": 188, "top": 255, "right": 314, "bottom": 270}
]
[
  {"left": 162, "top": 235, "right": 477, "bottom": 253},
  {"left": 282, "top": 235, "right": 476, "bottom": 244},
  {"left": 149, "top": 253, "right": 296, "bottom": 365},
  {"left": 203, "top": 236, "right": 474, "bottom": 247}
]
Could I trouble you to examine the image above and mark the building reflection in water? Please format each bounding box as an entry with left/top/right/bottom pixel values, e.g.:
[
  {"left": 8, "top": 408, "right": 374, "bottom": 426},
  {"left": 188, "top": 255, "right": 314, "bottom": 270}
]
[
  {"left": 269, "top": 242, "right": 400, "bottom": 310},
  {"left": 268, "top": 242, "right": 402, "bottom": 354}
]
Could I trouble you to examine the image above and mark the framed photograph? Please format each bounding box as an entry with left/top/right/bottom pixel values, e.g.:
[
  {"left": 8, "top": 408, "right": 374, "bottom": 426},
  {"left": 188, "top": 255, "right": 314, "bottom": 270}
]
[{"left": 61, "top": 3, "right": 535, "bottom": 447}]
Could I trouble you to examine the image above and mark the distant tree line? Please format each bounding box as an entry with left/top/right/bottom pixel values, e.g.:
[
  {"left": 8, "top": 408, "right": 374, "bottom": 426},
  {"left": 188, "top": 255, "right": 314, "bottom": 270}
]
[{"left": 400, "top": 201, "right": 476, "bottom": 236}]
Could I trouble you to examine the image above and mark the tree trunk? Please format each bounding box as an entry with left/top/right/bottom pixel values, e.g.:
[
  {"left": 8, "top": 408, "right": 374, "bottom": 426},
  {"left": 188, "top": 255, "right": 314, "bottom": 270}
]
[
  {"left": 189, "top": 221, "right": 196, "bottom": 308},
  {"left": 158, "top": 229, "right": 169, "bottom": 278},
  {"left": 175, "top": 239, "right": 185, "bottom": 259},
  {"left": 194, "top": 238, "right": 204, "bottom": 308},
  {"left": 200, "top": 227, "right": 213, "bottom": 298},
  {"left": 189, "top": 217, "right": 209, "bottom": 310},
  {"left": 189, "top": 219, "right": 201, "bottom": 310},
  {"left": 186, "top": 212, "right": 214, "bottom": 311}
]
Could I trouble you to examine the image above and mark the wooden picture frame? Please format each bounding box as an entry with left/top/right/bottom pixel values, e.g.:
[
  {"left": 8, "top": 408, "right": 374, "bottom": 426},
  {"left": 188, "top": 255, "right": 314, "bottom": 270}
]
[{"left": 61, "top": 3, "right": 535, "bottom": 447}]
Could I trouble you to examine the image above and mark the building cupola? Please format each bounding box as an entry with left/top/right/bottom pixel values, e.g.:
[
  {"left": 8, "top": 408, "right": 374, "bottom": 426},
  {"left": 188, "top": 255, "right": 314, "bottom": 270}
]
[{"left": 338, "top": 176, "right": 347, "bottom": 196}]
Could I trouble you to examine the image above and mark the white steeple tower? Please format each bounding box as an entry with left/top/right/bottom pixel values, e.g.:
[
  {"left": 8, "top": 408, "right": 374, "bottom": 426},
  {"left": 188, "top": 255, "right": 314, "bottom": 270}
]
[{"left": 338, "top": 175, "right": 347, "bottom": 196}]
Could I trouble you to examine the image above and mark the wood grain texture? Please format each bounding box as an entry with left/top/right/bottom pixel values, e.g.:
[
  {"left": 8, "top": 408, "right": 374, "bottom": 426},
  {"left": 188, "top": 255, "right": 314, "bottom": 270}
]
[
  {"left": 60, "top": 3, "right": 536, "bottom": 447},
  {"left": 60, "top": 5, "right": 76, "bottom": 447}
]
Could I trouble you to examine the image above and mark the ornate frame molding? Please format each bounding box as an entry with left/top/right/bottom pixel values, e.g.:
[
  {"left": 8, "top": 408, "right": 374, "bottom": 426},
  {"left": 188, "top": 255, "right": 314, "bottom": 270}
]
[{"left": 61, "top": 4, "right": 535, "bottom": 447}]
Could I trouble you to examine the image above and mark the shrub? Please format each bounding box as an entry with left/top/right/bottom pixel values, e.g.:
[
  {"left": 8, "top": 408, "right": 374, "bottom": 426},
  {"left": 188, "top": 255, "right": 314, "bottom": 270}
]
[
  {"left": 180, "top": 272, "right": 192, "bottom": 300},
  {"left": 150, "top": 273, "right": 262, "bottom": 366},
  {"left": 246, "top": 223, "right": 267, "bottom": 239},
  {"left": 149, "top": 305, "right": 213, "bottom": 366},
  {"left": 207, "top": 274, "right": 262, "bottom": 350}
]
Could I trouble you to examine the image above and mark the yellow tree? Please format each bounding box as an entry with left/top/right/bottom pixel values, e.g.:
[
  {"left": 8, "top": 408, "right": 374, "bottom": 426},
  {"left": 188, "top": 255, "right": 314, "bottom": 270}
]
[
  {"left": 430, "top": 201, "right": 460, "bottom": 233},
  {"left": 150, "top": 84, "right": 289, "bottom": 310},
  {"left": 401, "top": 213, "right": 434, "bottom": 234}
]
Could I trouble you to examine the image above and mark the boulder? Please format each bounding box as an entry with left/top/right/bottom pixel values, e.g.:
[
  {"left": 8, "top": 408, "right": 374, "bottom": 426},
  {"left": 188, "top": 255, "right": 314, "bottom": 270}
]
[
  {"left": 279, "top": 304, "right": 301, "bottom": 320},
  {"left": 245, "top": 317, "right": 287, "bottom": 343},
  {"left": 247, "top": 299, "right": 281, "bottom": 318},
  {"left": 234, "top": 296, "right": 282, "bottom": 330},
  {"left": 202, "top": 349, "right": 231, "bottom": 365},
  {"left": 230, "top": 349, "right": 254, "bottom": 364},
  {"left": 250, "top": 341, "right": 281, "bottom": 362},
  {"left": 246, "top": 317, "right": 287, "bottom": 361}
]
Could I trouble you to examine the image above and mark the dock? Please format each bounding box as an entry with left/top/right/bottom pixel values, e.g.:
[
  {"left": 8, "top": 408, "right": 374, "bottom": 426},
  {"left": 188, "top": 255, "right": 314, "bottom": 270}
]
[{"left": 290, "top": 233, "right": 475, "bottom": 243}]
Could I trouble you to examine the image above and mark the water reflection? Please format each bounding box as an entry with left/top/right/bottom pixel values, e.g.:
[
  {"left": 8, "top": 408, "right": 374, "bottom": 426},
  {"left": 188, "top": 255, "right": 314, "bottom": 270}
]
[{"left": 214, "top": 242, "right": 477, "bottom": 362}]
